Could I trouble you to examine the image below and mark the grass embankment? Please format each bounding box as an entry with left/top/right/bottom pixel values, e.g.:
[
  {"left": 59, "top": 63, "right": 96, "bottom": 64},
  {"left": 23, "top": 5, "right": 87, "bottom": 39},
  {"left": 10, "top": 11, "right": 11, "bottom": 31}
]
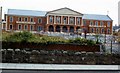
[{"left": 2, "top": 31, "right": 97, "bottom": 45}]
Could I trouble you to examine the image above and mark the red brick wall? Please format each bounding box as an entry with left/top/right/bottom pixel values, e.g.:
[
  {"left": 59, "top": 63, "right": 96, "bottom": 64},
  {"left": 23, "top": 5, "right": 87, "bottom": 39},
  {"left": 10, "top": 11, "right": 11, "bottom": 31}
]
[{"left": 6, "top": 15, "right": 46, "bottom": 31}]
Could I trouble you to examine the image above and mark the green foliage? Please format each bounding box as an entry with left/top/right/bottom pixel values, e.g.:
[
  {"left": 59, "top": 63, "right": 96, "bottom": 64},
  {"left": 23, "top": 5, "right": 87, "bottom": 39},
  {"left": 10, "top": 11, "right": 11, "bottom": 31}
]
[
  {"left": 5, "top": 31, "right": 34, "bottom": 42},
  {"left": 3, "top": 31, "right": 97, "bottom": 45},
  {"left": 67, "top": 38, "right": 96, "bottom": 45}
]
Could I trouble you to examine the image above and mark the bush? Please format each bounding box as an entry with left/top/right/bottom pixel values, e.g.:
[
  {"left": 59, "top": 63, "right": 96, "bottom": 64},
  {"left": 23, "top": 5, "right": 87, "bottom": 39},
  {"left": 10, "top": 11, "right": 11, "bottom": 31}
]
[
  {"left": 67, "top": 38, "right": 96, "bottom": 45},
  {"left": 5, "top": 31, "right": 34, "bottom": 42}
]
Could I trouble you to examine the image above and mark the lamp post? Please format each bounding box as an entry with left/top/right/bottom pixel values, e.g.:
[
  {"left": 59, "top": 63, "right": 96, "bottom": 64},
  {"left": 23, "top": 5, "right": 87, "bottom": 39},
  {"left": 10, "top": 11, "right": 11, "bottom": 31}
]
[
  {"left": 104, "top": 30, "right": 106, "bottom": 44},
  {"left": 84, "top": 29, "right": 87, "bottom": 39}
]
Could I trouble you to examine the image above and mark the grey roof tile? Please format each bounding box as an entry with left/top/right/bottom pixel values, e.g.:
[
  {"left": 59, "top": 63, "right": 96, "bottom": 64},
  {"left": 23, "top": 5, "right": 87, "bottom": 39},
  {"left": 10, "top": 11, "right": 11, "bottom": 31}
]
[
  {"left": 83, "top": 14, "right": 112, "bottom": 21},
  {"left": 7, "top": 9, "right": 47, "bottom": 16}
]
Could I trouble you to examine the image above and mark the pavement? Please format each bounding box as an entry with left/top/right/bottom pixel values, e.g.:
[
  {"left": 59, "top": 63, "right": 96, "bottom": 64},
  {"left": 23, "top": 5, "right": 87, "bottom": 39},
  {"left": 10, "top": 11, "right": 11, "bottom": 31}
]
[
  {"left": 0, "top": 63, "right": 119, "bottom": 70},
  {"left": 1, "top": 70, "right": 120, "bottom": 73}
]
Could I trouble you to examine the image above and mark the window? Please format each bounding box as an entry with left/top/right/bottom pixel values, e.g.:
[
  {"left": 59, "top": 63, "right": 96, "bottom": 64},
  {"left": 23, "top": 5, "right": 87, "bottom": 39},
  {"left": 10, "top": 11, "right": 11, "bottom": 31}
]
[
  {"left": 50, "top": 16, "right": 53, "bottom": 23},
  {"left": 9, "top": 24, "right": 12, "bottom": 29},
  {"left": 91, "top": 28, "right": 94, "bottom": 33},
  {"left": 70, "top": 17, "right": 74, "bottom": 24},
  {"left": 100, "top": 21, "right": 104, "bottom": 26},
  {"left": 90, "top": 21, "right": 93, "bottom": 26},
  {"left": 107, "top": 22, "right": 110, "bottom": 27},
  {"left": 83, "top": 20, "right": 86, "bottom": 26},
  {"left": 38, "top": 18, "right": 42, "bottom": 23},
  {"left": 107, "top": 28, "right": 110, "bottom": 33},
  {"left": 77, "top": 17, "right": 80, "bottom": 24},
  {"left": 101, "top": 28, "right": 104, "bottom": 33},
  {"left": 30, "top": 18, "right": 34, "bottom": 22},
  {"left": 56, "top": 17, "right": 60, "bottom": 23},
  {"left": 95, "top": 21, "right": 98, "bottom": 26},
  {"left": 18, "top": 17, "right": 22, "bottom": 21},
  {"left": 96, "top": 28, "right": 99, "bottom": 33},
  {"left": 9, "top": 16, "right": 13, "bottom": 22},
  {"left": 30, "top": 25, "right": 34, "bottom": 31},
  {"left": 18, "top": 25, "right": 22, "bottom": 30},
  {"left": 64, "top": 17, "right": 67, "bottom": 24},
  {"left": 37, "top": 26, "right": 43, "bottom": 31},
  {"left": 24, "top": 17, "right": 28, "bottom": 21},
  {"left": 24, "top": 25, "right": 28, "bottom": 30}
]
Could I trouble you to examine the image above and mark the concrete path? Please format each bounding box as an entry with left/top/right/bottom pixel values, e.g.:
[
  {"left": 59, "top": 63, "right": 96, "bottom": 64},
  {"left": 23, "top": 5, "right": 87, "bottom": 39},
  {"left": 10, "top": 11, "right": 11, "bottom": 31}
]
[{"left": 0, "top": 63, "right": 119, "bottom": 70}]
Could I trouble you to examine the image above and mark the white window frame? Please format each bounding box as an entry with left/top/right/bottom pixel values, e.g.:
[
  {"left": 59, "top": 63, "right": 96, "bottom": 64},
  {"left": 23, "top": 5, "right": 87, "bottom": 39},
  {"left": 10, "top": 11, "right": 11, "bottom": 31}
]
[
  {"left": 24, "top": 25, "right": 28, "bottom": 30},
  {"left": 18, "top": 17, "right": 22, "bottom": 21},
  {"left": 107, "top": 22, "right": 111, "bottom": 27},
  {"left": 24, "top": 17, "right": 28, "bottom": 21},
  {"left": 38, "top": 18, "right": 42, "bottom": 23},
  {"left": 30, "top": 25, "right": 34, "bottom": 31},
  {"left": 18, "top": 24, "right": 22, "bottom": 30},
  {"left": 90, "top": 21, "right": 93, "bottom": 26},
  {"left": 95, "top": 21, "right": 98, "bottom": 26},
  {"left": 9, "top": 16, "right": 13, "bottom": 22},
  {"left": 30, "top": 17, "right": 34, "bottom": 22},
  {"left": 96, "top": 28, "right": 99, "bottom": 33},
  {"left": 100, "top": 21, "right": 104, "bottom": 26},
  {"left": 101, "top": 28, "right": 104, "bottom": 33}
]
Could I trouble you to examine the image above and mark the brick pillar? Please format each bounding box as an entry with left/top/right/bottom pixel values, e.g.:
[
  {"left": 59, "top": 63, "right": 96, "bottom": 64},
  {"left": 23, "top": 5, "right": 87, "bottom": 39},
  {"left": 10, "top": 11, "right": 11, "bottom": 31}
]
[
  {"left": 74, "top": 27, "right": 76, "bottom": 32},
  {"left": 54, "top": 26, "right": 56, "bottom": 32},
  {"left": 60, "top": 26, "right": 63, "bottom": 32},
  {"left": 61, "top": 16, "right": 63, "bottom": 24},
  {"left": 67, "top": 26, "right": 70, "bottom": 33}
]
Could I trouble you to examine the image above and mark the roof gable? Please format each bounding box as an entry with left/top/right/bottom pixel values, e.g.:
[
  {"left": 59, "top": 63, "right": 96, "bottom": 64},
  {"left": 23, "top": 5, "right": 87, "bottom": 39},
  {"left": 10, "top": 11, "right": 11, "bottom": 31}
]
[
  {"left": 7, "top": 9, "right": 47, "bottom": 17},
  {"left": 47, "top": 7, "right": 83, "bottom": 16}
]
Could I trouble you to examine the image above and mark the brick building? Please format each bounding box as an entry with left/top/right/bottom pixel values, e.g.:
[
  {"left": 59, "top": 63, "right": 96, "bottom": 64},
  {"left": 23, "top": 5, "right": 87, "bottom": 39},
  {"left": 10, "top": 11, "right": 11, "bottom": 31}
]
[{"left": 4, "top": 7, "right": 113, "bottom": 34}]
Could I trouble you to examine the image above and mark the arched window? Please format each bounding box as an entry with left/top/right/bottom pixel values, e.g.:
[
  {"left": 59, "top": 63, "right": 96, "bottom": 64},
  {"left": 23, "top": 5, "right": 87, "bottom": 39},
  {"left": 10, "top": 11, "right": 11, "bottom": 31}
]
[
  {"left": 90, "top": 21, "right": 93, "bottom": 26},
  {"left": 95, "top": 21, "right": 98, "bottom": 26},
  {"left": 101, "top": 28, "right": 104, "bottom": 33},
  {"left": 100, "top": 21, "right": 104, "bottom": 26}
]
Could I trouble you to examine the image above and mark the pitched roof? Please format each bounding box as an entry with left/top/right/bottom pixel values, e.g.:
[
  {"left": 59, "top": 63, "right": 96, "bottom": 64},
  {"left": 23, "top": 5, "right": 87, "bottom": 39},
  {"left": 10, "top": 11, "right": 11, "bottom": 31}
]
[
  {"left": 83, "top": 14, "right": 112, "bottom": 21},
  {"left": 7, "top": 9, "right": 47, "bottom": 16},
  {"left": 47, "top": 7, "right": 83, "bottom": 16}
]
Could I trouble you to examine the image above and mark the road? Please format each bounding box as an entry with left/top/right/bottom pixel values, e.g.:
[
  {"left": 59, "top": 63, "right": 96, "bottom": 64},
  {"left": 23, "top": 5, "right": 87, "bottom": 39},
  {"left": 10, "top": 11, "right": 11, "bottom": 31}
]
[{"left": 1, "top": 70, "right": 120, "bottom": 73}]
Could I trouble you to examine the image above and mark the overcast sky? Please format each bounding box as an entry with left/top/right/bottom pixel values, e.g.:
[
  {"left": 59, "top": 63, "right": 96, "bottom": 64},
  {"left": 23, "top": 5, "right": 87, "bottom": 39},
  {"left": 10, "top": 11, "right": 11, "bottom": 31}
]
[{"left": 0, "top": 0, "right": 119, "bottom": 26}]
